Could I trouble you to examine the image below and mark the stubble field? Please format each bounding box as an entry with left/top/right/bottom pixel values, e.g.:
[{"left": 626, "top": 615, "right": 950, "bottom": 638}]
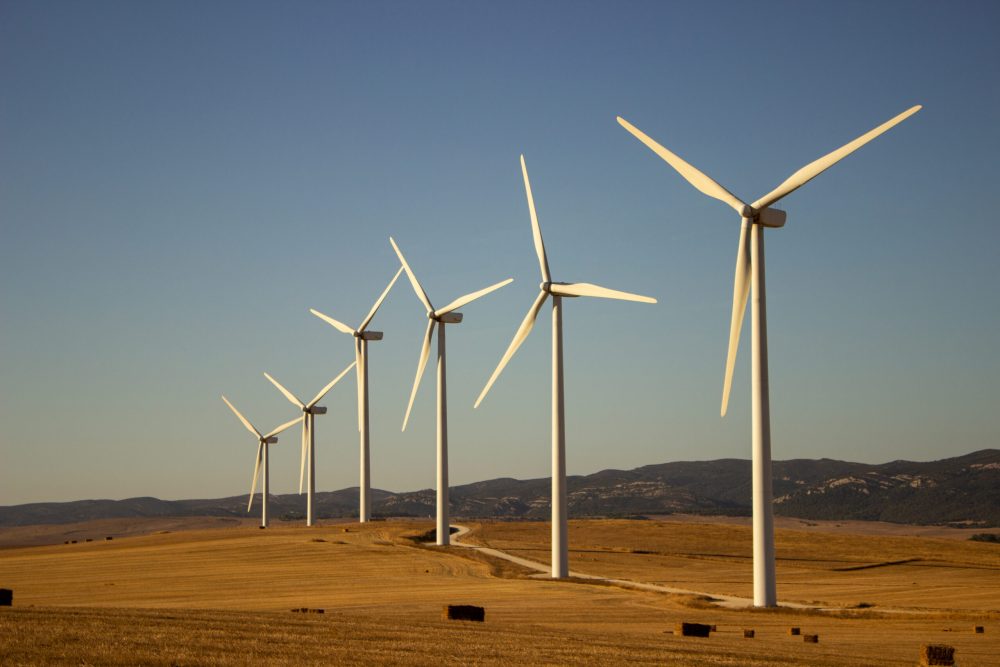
[{"left": 0, "top": 517, "right": 997, "bottom": 665}]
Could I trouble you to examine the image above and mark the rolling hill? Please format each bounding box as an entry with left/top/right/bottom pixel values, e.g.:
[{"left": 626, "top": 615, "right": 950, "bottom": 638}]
[{"left": 2, "top": 449, "right": 997, "bottom": 527}]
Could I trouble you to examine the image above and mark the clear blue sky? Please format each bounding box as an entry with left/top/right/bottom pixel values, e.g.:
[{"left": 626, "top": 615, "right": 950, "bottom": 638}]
[{"left": 2, "top": 1, "right": 997, "bottom": 505}]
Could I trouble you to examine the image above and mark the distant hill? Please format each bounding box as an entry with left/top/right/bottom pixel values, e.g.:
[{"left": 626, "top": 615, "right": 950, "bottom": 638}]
[{"left": 2, "top": 450, "right": 997, "bottom": 528}]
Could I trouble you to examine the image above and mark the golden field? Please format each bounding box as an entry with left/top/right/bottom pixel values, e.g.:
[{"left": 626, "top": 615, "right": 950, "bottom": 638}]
[{"left": 0, "top": 517, "right": 997, "bottom": 665}]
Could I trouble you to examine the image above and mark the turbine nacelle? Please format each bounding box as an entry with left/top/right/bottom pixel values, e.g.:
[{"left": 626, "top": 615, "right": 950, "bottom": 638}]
[
  {"left": 306, "top": 406, "right": 327, "bottom": 415},
  {"left": 260, "top": 436, "right": 278, "bottom": 444},
  {"left": 738, "top": 205, "right": 786, "bottom": 227},
  {"left": 752, "top": 207, "right": 786, "bottom": 228},
  {"left": 355, "top": 330, "right": 383, "bottom": 340},
  {"left": 433, "top": 311, "right": 463, "bottom": 324},
  {"left": 540, "top": 281, "right": 581, "bottom": 297}
]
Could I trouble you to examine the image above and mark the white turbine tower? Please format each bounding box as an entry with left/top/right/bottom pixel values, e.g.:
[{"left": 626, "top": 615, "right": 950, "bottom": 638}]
[
  {"left": 475, "top": 155, "right": 656, "bottom": 578},
  {"left": 221, "top": 396, "right": 302, "bottom": 528},
  {"left": 262, "top": 360, "right": 356, "bottom": 527},
  {"left": 310, "top": 266, "right": 404, "bottom": 522},
  {"left": 390, "top": 236, "right": 512, "bottom": 546},
  {"left": 617, "top": 104, "right": 921, "bottom": 607}
]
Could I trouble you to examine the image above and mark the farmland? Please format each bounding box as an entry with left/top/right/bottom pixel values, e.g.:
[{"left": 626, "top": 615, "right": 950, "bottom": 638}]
[{"left": 0, "top": 518, "right": 997, "bottom": 665}]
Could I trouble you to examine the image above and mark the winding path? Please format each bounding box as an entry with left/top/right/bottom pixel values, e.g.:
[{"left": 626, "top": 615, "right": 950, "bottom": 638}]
[{"left": 447, "top": 524, "right": 819, "bottom": 610}]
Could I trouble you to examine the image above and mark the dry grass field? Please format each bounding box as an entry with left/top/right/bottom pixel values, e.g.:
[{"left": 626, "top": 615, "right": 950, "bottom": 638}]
[
  {"left": 470, "top": 518, "right": 1000, "bottom": 611},
  {"left": 0, "top": 517, "right": 997, "bottom": 665}
]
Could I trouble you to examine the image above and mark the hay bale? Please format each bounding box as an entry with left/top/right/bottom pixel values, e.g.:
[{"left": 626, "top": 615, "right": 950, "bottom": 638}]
[
  {"left": 674, "top": 622, "right": 712, "bottom": 637},
  {"left": 443, "top": 605, "right": 485, "bottom": 622},
  {"left": 308, "top": 608, "right": 325, "bottom": 614},
  {"left": 743, "top": 629, "right": 755, "bottom": 639},
  {"left": 974, "top": 625, "right": 984, "bottom": 633},
  {"left": 105, "top": 536, "right": 113, "bottom": 541},
  {"left": 71, "top": 540, "right": 77, "bottom": 544},
  {"left": 85, "top": 538, "right": 92, "bottom": 542},
  {"left": 0, "top": 589, "right": 12, "bottom": 606},
  {"left": 803, "top": 634, "right": 819, "bottom": 643},
  {"left": 788, "top": 627, "right": 801, "bottom": 636},
  {"left": 920, "top": 644, "right": 955, "bottom": 666}
]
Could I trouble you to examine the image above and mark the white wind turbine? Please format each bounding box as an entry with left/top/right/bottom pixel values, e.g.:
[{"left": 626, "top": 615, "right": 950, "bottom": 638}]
[
  {"left": 221, "top": 396, "right": 302, "bottom": 528},
  {"left": 475, "top": 155, "right": 656, "bottom": 578},
  {"left": 618, "top": 104, "right": 921, "bottom": 607},
  {"left": 390, "top": 236, "right": 512, "bottom": 546},
  {"left": 310, "top": 266, "right": 404, "bottom": 522},
  {"left": 262, "top": 360, "right": 356, "bottom": 527}
]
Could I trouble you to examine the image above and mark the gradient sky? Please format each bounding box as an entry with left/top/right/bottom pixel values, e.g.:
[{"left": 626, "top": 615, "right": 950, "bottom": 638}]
[{"left": 2, "top": 1, "right": 998, "bottom": 505}]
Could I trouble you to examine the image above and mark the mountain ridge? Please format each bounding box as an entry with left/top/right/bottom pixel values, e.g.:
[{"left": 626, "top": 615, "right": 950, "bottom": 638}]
[{"left": 2, "top": 449, "right": 997, "bottom": 527}]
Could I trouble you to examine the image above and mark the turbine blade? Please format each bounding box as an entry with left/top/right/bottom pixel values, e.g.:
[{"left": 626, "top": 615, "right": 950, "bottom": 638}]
[
  {"left": 617, "top": 116, "right": 747, "bottom": 215},
  {"left": 359, "top": 265, "right": 404, "bottom": 332},
  {"left": 248, "top": 441, "right": 262, "bottom": 512},
  {"left": 298, "top": 419, "right": 307, "bottom": 494},
  {"left": 222, "top": 395, "right": 261, "bottom": 439},
  {"left": 355, "top": 337, "right": 364, "bottom": 432},
  {"left": 435, "top": 278, "right": 514, "bottom": 317},
  {"left": 721, "top": 220, "right": 752, "bottom": 417},
  {"left": 263, "top": 373, "right": 305, "bottom": 409},
  {"left": 402, "top": 320, "right": 435, "bottom": 431},
  {"left": 389, "top": 237, "right": 434, "bottom": 314},
  {"left": 751, "top": 105, "right": 922, "bottom": 211},
  {"left": 475, "top": 290, "right": 548, "bottom": 408},
  {"left": 521, "top": 155, "right": 551, "bottom": 283},
  {"left": 263, "top": 415, "right": 304, "bottom": 440},
  {"left": 310, "top": 308, "right": 355, "bottom": 335},
  {"left": 307, "top": 360, "right": 358, "bottom": 408},
  {"left": 549, "top": 282, "right": 656, "bottom": 303}
]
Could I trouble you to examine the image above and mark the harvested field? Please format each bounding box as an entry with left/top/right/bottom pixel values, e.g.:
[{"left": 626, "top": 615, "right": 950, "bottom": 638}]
[
  {"left": 0, "top": 516, "right": 264, "bottom": 549},
  {"left": 466, "top": 519, "right": 1000, "bottom": 611},
  {"left": 0, "top": 518, "right": 997, "bottom": 665},
  {"left": 655, "top": 515, "right": 1000, "bottom": 541}
]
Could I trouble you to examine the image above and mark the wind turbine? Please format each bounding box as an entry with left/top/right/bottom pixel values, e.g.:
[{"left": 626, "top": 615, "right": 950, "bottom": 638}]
[
  {"left": 475, "top": 155, "right": 656, "bottom": 578},
  {"left": 262, "top": 360, "right": 356, "bottom": 527},
  {"left": 310, "top": 266, "right": 404, "bottom": 522},
  {"left": 221, "top": 396, "right": 302, "bottom": 528},
  {"left": 390, "top": 236, "right": 512, "bottom": 546},
  {"left": 617, "top": 104, "right": 921, "bottom": 607}
]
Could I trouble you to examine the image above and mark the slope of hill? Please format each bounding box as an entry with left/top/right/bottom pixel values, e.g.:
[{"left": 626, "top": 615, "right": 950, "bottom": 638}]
[{"left": 1, "top": 449, "right": 997, "bottom": 527}]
